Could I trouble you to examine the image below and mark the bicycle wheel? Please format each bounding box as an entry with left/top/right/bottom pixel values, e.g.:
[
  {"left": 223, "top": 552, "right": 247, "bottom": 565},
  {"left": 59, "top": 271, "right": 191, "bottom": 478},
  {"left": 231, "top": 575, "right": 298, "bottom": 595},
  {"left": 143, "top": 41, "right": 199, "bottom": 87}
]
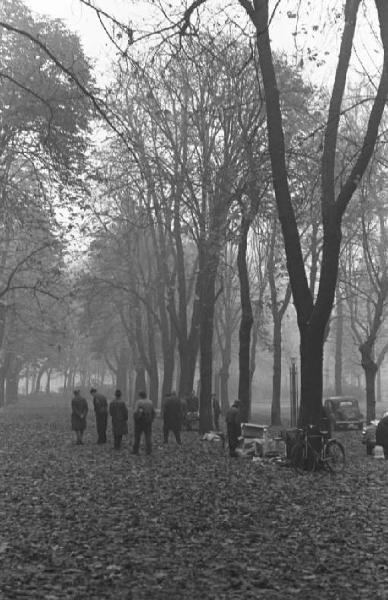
[
  {"left": 322, "top": 440, "right": 345, "bottom": 473},
  {"left": 291, "top": 442, "right": 316, "bottom": 474}
]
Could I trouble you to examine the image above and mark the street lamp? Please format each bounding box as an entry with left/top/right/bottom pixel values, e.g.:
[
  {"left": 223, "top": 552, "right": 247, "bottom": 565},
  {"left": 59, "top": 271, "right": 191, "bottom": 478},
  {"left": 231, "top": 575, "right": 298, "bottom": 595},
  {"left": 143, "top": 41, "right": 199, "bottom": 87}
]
[{"left": 290, "top": 357, "right": 299, "bottom": 427}]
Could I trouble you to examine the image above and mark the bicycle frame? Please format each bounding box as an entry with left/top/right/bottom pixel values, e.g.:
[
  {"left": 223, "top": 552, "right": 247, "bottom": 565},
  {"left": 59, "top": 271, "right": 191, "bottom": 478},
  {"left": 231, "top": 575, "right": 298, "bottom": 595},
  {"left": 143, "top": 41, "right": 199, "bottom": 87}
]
[{"left": 291, "top": 426, "right": 345, "bottom": 474}]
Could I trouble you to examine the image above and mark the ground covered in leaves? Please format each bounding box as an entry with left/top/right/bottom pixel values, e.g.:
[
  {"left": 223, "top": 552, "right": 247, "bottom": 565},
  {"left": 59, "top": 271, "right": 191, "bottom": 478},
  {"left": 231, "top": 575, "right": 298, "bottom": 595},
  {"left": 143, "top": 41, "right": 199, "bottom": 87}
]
[{"left": 1, "top": 395, "right": 388, "bottom": 599}]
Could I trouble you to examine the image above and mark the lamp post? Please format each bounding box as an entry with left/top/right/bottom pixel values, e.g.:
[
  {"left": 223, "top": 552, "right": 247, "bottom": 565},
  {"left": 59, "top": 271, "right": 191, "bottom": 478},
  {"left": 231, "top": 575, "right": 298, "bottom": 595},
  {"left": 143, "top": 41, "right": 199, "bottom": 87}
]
[{"left": 290, "top": 357, "right": 299, "bottom": 427}]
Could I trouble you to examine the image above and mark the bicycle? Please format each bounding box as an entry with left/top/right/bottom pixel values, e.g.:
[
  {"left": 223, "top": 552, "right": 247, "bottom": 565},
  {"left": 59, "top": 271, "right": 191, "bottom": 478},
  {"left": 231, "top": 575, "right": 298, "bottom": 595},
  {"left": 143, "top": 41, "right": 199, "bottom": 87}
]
[{"left": 291, "top": 425, "right": 346, "bottom": 474}]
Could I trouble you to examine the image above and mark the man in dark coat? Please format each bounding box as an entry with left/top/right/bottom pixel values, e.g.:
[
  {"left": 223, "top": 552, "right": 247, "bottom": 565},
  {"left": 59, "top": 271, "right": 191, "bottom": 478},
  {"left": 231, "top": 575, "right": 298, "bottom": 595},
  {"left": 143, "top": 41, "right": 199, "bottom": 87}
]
[
  {"left": 225, "top": 399, "right": 241, "bottom": 457},
  {"left": 376, "top": 412, "right": 388, "bottom": 458},
  {"left": 90, "top": 387, "right": 108, "bottom": 444},
  {"left": 71, "top": 389, "right": 88, "bottom": 445},
  {"left": 163, "top": 391, "right": 183, "bottom": 445},
  {"left": 132, "top": 390, "right": 155, "bottom": 455},
  {"left": 109, "top": 389, "right": 128, "bottom": 449}
]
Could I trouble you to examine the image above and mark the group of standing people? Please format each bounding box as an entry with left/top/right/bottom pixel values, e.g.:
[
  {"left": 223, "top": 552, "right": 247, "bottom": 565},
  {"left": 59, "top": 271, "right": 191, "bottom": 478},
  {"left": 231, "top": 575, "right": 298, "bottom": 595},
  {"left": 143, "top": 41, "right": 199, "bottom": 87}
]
[
  {"left": 71, "top": 387, "right": 186, "bottom": 455},
  {"left": 71, "top": 386, "right": 240, "bottom": 457},
  {"left": 71, "top": 388, "right": 155, "bottom": 453}
]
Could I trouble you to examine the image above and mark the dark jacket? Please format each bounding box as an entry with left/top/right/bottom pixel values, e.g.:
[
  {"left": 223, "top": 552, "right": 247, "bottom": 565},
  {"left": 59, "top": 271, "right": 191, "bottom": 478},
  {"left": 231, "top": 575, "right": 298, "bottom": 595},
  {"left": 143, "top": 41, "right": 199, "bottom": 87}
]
[
  {"left": 71, "top": 395, "right": 88, "bottom": 432},
  {"left": 93, "top": 393, "right": 108, "bottom": 415},
  {"left": 226, "top": 404, "right": 241, "bottom": 437},
  {"left": 109, "top": 398, "right": 129, "bottom": 436},
  {"left": 376, "top": 415, "right": 388, "bottom": 447},
  {"left": 163, "top": 394, "right": 183, "bottom": 429},
  {"left": 133, "top": 397, "right": 155, "bottom": 425}
]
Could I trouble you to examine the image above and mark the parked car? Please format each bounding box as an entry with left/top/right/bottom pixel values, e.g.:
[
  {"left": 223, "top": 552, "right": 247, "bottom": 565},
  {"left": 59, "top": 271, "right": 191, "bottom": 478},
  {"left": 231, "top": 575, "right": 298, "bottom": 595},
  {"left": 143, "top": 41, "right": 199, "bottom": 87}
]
[{"left": 324, "top": 396, "right": 363, "bottom": 431}]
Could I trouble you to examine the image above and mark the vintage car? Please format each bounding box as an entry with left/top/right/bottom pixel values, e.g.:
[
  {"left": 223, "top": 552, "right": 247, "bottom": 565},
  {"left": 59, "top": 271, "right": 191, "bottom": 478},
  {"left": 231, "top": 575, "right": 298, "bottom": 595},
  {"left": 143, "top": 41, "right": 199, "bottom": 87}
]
[
  {"left": 239, "top": 423, "right": 285, "bottom": 458},
  {"left": 324, "top": 396, "right": 364, "bottom": 431}
]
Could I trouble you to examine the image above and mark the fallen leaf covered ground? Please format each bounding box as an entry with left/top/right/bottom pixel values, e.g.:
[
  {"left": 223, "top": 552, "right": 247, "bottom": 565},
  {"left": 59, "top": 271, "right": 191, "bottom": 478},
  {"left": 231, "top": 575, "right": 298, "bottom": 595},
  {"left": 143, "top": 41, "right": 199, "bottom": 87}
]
[{"left": 1, "top": 395, "right": 388, "bottom": 599}]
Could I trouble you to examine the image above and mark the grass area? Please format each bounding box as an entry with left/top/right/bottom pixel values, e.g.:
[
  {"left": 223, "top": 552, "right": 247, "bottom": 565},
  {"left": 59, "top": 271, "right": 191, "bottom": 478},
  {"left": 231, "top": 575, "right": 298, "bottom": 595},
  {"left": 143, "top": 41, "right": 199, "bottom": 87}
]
[{"left": 0, "top": 396, "right": 388, "bottom": 599}]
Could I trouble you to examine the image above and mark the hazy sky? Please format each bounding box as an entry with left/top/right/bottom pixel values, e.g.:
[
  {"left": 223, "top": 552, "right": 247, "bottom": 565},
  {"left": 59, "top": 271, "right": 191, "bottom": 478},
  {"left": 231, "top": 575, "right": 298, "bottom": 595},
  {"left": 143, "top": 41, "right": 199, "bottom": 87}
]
[
  {"left": 24, "top": 0, "right": 152, "bottom": 75},
  {"left": 23, "top": 0, "right": 380, "bottom": 88}
]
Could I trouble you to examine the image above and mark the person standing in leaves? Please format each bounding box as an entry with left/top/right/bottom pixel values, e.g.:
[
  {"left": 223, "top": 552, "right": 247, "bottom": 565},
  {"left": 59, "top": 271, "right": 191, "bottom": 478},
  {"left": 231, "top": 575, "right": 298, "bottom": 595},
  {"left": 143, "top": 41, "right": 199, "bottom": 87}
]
[
  {"left": 132, "top": 390, "right": 155, "bottom": 455},
  {"left": 225, "top": 399, "right": 241, "bottom": 457},
  {"left": 109, "top": 389, "right": 128, "bottom": 450},
  {"left": 376, "top": 411, "right": 388, "bottom": 459},
  {"left": 163, "top": 391, "right": 183, "bottom": 445},
  {"left": 71, "top": 389, "right": 88, "bottom": 445},
  {"left": 212, "top": 393, "right": 221, "bottom": 431},
  {"left": 90, "top": 387, "right": 108, "bottom": 444}
]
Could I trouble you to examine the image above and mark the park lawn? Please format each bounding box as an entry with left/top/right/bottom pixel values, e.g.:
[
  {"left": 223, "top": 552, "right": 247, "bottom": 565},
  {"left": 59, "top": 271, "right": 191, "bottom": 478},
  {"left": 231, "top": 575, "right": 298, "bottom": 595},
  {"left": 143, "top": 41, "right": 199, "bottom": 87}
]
[{"left": 0, "top": 396, "right": 387, "bottom": 599}]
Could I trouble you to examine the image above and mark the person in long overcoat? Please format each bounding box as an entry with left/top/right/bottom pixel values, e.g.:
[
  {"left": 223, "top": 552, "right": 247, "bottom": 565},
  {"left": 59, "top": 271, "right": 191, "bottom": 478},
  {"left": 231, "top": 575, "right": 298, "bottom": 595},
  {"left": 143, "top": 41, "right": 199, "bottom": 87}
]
[
  {"left": 163, "top": 391, "right": 183, "bottom": 445},
  {"left": 133, "top": 390, "right": 155, "bottom": 455},
  {"left": 376, "top": 412, "right": 388, "bottom": 458},
  {"left": 71, "top": 389, "right": 88, "bottom": 445},
  {"left": 225, "top": 399, "right": 241, "bottom": 457},
  {"left": 109, "top": 389, "right": 128, "bottom": 449},
  {"left": 90, "top": 387, "right": 108, "bottom": 444}
]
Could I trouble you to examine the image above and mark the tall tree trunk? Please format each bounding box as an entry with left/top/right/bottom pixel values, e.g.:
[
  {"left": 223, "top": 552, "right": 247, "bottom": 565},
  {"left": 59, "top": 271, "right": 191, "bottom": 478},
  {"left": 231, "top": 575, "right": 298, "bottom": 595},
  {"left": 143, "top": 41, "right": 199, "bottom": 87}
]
[
  {"left": 45, "top": 369, "right": 52, "bottom": 394},
  {"left": 161, "top": 326, "right": 175, "bottom": 399},
  {"left": 198, "top": 245, "right": 219, "bottom": 434},
  {"left": 5, "top": 355, "right": 22, "bottom": 404},
  {"left": 134, "top": 366, "right": 147, "bottom": 400},
  {"left": 219, "top": 339, "right": 231, "bottom": 412},
  {"left": 335, "top": 293, "right": 344, "bottom": 395},
  {"left": 179, "top": 340, "right": 199, "bottom": 400},
  {"left": 147, "top": 312, "right": 159, "bottom": 407},
  {"left": 360, "top": 343, "right": 378, "bottom": 423},
  {"left": 35, "top": 363, "right": 46, "bottom": 393},
  {"left": 214, "top": 369, "right": 222, "bottom": 413},
  {"left": 5, "top": 373, "right": 19, "bottom": 404},
  {"left": 242, "top": 0, "right": 388, "bottom": 427},
  {"left": 219, "top": 366, "right": 230, "bottom": 414},
  {"left": 299, "top": 322, "right": 326, "bottom": 426},
  {"left": 177, "top": 283, "right": 200, "bottom": 400},
  {"left": 237, "top": 216, "right": 253, "bottom": 422},
  {"left": 116, "top": 347, "right": 129, "bottom": 396},
  {"left": 271, "top": 315, "right": 282, "bottom": 426},
  {"left": 377, "top": 367, "right": 381, "bottom": 403},
  {"left": 128, "top": 369, "right": 133, "bottom": 407},
  {"left": 249, "top": 302, "right": 261, "bottom": 406},
  {"left": 268, "top": 226, "right": 291, "bottom": 427}
]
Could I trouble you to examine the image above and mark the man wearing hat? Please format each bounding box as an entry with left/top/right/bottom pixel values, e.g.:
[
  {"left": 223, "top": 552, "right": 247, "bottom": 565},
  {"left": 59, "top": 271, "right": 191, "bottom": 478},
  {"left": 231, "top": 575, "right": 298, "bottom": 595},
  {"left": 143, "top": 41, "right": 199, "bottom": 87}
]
[{"left": 90, "top": 387, "right": 108, "bottom": 444}]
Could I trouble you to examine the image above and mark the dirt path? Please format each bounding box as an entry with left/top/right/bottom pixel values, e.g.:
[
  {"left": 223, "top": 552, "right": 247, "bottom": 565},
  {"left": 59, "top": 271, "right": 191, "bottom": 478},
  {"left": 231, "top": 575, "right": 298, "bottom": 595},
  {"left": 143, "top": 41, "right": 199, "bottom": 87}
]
[{"left": 0, "top": 398, "right": 387, "bottom": 599}]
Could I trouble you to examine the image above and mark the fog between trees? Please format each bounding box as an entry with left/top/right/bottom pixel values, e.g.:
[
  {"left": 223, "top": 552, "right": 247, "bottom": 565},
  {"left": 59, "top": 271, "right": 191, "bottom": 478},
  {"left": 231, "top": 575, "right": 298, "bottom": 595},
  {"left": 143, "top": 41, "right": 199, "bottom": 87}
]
[{"left": 1, "top": 0, "right": 388, "bottom": 428}]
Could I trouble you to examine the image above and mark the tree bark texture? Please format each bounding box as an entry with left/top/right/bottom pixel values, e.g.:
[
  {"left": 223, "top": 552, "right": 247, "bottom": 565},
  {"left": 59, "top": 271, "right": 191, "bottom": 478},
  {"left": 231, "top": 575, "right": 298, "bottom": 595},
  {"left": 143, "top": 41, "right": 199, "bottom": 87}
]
[
  {"left": 134, "top": 366, "right": 147, "bottom": 400},
  {"left": 198, "top": 245, "right": 219, "bottom": 433},
  {"left": 271, "top": 316, "right": 282, "bottom": 426},
  {"left": 335, "top": 293, "right": 344, "bottom": 396},
  {"left": 218, "top": 367, "right": 230, "bottom": 413},
  {"left": 147, "top": 310, "right": 159, "bottom": 407},
  {"left": 116, "top": 346, "right": 129, "bottom": 396},
  {"left": 237, "top": 216, "right": 253, "bottom": 422}
]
